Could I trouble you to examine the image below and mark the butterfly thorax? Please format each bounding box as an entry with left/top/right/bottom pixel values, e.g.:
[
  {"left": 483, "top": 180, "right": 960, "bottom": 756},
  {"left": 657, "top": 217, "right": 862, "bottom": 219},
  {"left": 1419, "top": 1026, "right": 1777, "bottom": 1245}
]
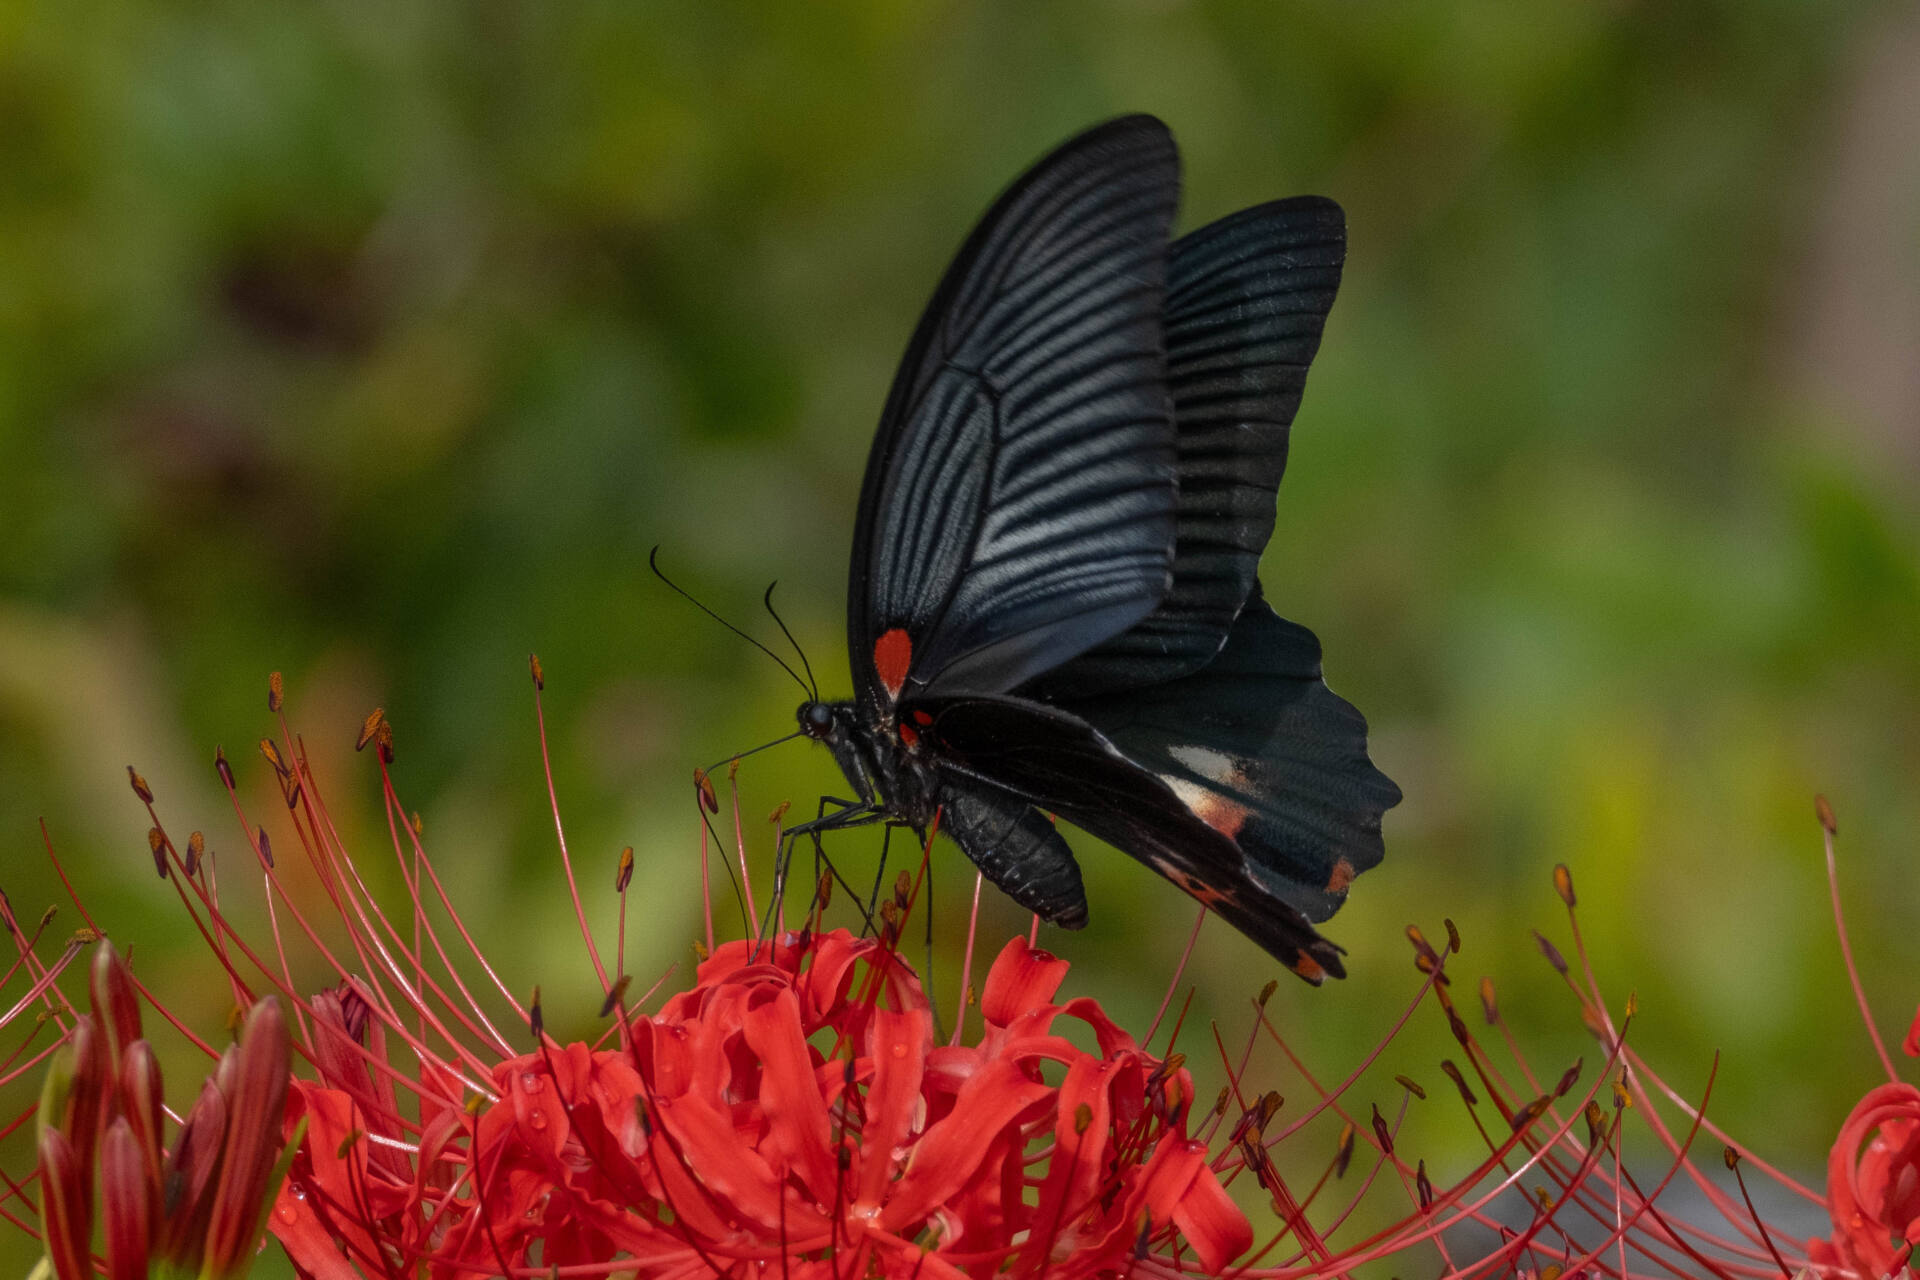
[{"left": 797, "top": 699, "right": 939, "bottom": 828}]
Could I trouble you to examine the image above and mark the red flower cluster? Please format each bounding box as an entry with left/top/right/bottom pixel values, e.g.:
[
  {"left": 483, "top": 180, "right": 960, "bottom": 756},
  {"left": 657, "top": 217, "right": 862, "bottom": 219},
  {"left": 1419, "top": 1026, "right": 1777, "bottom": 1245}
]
[
  {"left": 1813, "top": 1081, "right": 1920, "bottom": 1280},
  {"left": 36, "top": 941, "right": 291, "bottom": 1280},
  {"left": 273, "top": 927, "right": 1248, "bottom": 1278},
  {"left": 18, "top": 674, "right": 1895, "bottom": 1280}
]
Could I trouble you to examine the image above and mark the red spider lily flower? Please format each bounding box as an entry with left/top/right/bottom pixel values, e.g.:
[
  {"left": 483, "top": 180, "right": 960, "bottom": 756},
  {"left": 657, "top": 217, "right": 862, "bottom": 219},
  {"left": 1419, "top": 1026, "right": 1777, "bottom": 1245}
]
[
  {"left": 29, "top": 940, "right": 293, "bottom": 1280},
  {"left": 1809, "top": 801, "right": 1920, "bottom": 1280},
  {"left": 272, "top": 928, "right": 1250, "bottom": 1278},
  {"left": 1810, "top": 1084, "right": 1920, "bottom": 1280}
]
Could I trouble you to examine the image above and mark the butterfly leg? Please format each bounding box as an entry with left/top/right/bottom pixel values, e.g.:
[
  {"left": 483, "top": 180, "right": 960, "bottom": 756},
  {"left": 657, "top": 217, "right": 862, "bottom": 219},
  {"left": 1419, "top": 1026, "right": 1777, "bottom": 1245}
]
[{"left": 763, "top": 797, "right": 885, "bottom": 956}]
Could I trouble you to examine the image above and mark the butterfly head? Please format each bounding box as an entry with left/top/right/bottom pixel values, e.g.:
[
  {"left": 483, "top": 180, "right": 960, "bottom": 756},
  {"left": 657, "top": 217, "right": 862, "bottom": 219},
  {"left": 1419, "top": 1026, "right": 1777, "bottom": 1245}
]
[{"left": 797, "top": 700, "right": 837, "bottom": 742}]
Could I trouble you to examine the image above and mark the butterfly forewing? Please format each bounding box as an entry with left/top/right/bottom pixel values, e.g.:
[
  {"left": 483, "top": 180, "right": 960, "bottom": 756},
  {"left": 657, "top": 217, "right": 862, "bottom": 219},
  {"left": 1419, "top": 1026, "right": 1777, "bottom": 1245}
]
[{"left": 848, "top": 116, "right": 1184, "bottom": 710}]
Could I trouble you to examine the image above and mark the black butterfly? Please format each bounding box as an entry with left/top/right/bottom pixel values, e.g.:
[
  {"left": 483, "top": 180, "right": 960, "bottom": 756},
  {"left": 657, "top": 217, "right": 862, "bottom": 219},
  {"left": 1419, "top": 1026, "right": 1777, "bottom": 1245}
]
[{"left": 791, "top": 115, "right": 1400, "bottom": 982}]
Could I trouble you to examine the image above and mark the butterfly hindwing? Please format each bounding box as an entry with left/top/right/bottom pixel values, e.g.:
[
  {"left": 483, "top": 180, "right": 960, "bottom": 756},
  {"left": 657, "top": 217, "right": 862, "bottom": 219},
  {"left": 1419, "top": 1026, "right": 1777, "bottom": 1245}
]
[
  {"left": 848, "top": 116, "right": 1183, "bottom": 711},
  {"left": 1026, "top": 198, "right": 1348, "bottom": 701},
  {"left": 912, "top": 692, "right": 1347, "bottom": 981},
  {"left": 1062, "top": 587, "right": 1402, "bottom": 924}
]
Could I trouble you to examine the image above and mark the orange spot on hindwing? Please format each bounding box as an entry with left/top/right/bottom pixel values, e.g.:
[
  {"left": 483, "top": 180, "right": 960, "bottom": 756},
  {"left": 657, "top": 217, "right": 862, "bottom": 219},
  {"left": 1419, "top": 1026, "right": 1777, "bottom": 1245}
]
[
  {"left": 1161, "top": 774, "right": 1250, "bottom": 840},
  {"left": 1326, "top": 858, "right": 1356, "bottom": 894},
  {"left": 873, "top": 628, "right": 912, "bottom": 701}
]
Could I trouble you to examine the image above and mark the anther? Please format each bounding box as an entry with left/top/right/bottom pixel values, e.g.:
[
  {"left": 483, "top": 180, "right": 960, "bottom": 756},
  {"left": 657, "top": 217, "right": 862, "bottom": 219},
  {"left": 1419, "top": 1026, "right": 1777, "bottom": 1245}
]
[
  {"left": 1554, "top": 1059, "right": 1583, "bottom": 1097},
  {"left": 599, "top": 975, "right": 632, "bottom": 1019},
  {"left": 1510, "top": 1096, "right": 1551, "bottom": 1132},
  {"left": 1440, "top": 1059, "right": 1477, "bottom": 1106}
]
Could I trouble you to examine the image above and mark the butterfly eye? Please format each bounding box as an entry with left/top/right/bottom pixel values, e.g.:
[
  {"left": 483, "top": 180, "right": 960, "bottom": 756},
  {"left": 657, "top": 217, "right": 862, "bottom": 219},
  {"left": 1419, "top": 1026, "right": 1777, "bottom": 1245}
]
[{"left": 798, "top": 702, "right": 835, "bottom": 739}]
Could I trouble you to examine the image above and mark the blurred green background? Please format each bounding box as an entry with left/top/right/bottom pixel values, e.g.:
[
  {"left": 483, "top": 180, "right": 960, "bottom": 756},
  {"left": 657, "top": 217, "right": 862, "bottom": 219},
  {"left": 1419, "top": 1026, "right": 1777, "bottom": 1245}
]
[{"left": 4, "top": 0, "right": 1918, "bottom": 1268}]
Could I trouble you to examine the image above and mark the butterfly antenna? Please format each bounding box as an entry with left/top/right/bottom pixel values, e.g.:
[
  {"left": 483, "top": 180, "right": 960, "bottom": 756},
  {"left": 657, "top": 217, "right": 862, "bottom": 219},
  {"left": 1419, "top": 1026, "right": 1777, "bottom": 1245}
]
[
  {"left": 650, "top": 546, "right": 813, "bottom": 698},
  {"left": 701, "top": 731, "right": 803, "bottom": 781},
  {"left": 763, "top": 582, "right": 819, "bottom": 701}
]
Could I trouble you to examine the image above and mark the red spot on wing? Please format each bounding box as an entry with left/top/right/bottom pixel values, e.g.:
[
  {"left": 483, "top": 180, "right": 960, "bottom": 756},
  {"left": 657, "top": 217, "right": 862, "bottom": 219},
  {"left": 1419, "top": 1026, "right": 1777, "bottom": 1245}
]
[
  {"left": 898, "top": 724, "right": 919, "bottom": 749},
  {"left": 873, "top": 628, "right": 912, "bottom": 701},
  {"left": 911, "top": 709, "right": 934, "bottom": 727}
]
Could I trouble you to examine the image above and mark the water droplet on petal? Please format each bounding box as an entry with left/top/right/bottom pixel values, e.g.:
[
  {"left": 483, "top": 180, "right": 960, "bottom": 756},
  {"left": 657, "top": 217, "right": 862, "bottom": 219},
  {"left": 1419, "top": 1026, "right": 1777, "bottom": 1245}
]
[
  {"left": 520, "top": 1072, "right": 541, "bottom": 1094},
  {"left": 528, "top": 1109, "right": 548, "bottom": 1130}
]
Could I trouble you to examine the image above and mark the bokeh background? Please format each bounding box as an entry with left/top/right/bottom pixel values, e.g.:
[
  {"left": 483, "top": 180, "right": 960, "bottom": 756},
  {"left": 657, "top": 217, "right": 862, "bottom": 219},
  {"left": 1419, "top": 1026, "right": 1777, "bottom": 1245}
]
[{"left": 4, "top": 2, "right": 1917, "bottom": 1270}]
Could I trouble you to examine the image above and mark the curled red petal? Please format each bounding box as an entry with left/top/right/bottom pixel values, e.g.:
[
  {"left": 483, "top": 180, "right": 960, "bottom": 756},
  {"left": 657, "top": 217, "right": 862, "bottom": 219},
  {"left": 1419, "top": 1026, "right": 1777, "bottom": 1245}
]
[
  {"left": 744, "top": 987, "right": 839, "bottom": 1196},
  {"left": 980, "top": 938, "right": 1070, "bottom": 1027},
  {"left": 856, "top": 1006, "right": 931, "bottom": 1209},
  {"left": 882, "top": 1058, "right": 1052, "bottom": 1231},
  {"left": 269, "top": 1178, "right": 361, "bottom": 1280},
  {"left": 1823, "top": 1081, "right": 1920, "bottom": 1280},
  {"left": 1022, "top": 1056, "right": 1123, "bottom": 1267},
  {"left": 1170, "top": 1150, "right": 1255, "bottom": 1273},
  {"left": 1905, "top": 1002, "right": 1920, "bottom": 1059},
  {"left": 647, "top": 1068, "right": 795, "bottom": 1232}
]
